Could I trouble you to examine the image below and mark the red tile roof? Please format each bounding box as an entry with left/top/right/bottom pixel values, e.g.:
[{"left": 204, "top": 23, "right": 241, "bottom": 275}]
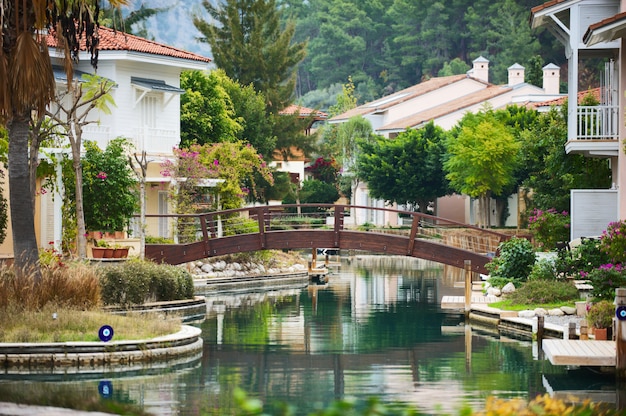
[
  {"left": 583, "top": 11, "right": 626, "bottom": 44},
  {"left": 530, "top": 0, "right": 567, "bottom": 15},
  {"left": 532, "top": 87, "right": 600, "bottom": 108},
  {"left": 47, "top": 26, "right": 211, "bottom": 63},
  {"left": 279, "top": 104, "right": 328, "bottom": 119}
]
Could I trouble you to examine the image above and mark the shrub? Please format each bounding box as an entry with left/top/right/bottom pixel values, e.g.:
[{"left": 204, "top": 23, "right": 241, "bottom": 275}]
[
  {"left": 555, "top": 237, "right": 609, "bottom": 278},
  {"left": 599, "top": 220, "right": 626, "bottom": 263},
  {"left": 485, "top": 236, "right": 536, "bottom": 284},
  {"left": 587, "top": 300, "right": 615, "bottom": 329},
  {"left": 586, "top": 263, "right": 626, "bottom": 301},
  {"left": 527, "top": 208, "right": 570, "bottom": 251},
  {"left": 100, "top": 260, "right": 194, "bottom": 306},
  {"left": 528, "top": 258, "right": 557, "bottom": 281},
  {"left": 145, "top": 236, "right": 175, "bottom": 244},
  {"left": 505, "top": 278, "right": 579, "bottom": 305}
]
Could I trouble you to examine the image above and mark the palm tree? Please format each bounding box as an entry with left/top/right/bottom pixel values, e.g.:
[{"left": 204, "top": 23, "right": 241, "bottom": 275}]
[{"left": 0, "top": 0, "right": 127, "bottom": 279}]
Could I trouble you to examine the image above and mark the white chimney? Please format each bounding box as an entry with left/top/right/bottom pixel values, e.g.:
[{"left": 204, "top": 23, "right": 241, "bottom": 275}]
[
  {"left": 471, "top": 56, "right": 489, "bottom": 83},
  {"left": 542, "top": 63, "right": 560, "bottom": 95},
  {"left": 507, "top": 63, "right": 525, "bottom": 86}
]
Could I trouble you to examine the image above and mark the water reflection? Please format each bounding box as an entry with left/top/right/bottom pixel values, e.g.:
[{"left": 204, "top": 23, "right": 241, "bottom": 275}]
[{"left": 0, "top": 256, "right": 621, "bottom": 415}]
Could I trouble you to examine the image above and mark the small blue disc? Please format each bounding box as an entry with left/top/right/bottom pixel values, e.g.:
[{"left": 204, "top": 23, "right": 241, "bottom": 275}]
[
  {"left": 98, "top": 325, "right": 114, "bottom": 342},
  {"left": 617, "top": 306, "right": 626, "bottom": 321},
  {"left": 98, "top": 380, "right": 113, "bottom": 398}
]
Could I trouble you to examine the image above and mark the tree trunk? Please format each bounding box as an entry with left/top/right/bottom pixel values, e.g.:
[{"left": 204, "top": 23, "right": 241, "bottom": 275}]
[
  {"left": 69, "top": 124, "right": 86, "bottom": 259},
  {"left": 7, "top": 116, "right": 41, "bottom": 280}
]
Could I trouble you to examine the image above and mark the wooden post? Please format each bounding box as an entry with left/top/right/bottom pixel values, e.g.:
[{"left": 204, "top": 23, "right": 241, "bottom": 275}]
[
  {"left": 568, "top": 322, "right": 577, "bottom": 340},
  {"left": 312, "top": 248, "right": 317, "bottom": 270},
  {"left": 464, "top": 260, "right": 472, "bottom": 317},
  {"left": 616, "top": 288, "right": 626, "bottom": 379},
  {"left": 537, "top": 315, "right": 544, "bottom": 350},
  {"left": 579, "top": 322, "right": 588, "bottom": 340}
]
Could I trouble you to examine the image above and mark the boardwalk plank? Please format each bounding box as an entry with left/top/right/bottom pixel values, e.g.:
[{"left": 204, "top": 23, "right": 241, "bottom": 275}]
[{"left": 543, "top": 340, "right": 615, "bottom": 366}]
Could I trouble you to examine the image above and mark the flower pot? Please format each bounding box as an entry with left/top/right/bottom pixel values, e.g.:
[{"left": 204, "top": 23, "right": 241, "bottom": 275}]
[
  {"left": 92, "top": 247, "right": 106, "bottom": 259},
  {"left": 113, "top": 247, "right": 129, "bottom": 258},
  {"left": 594, "top": 327, "right": 608, "bottom": 340},
  {"left": 104, "top": 248, "right": 115, "bottom": 258}
]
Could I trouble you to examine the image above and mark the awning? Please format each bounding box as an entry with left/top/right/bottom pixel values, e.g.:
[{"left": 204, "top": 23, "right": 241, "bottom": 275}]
[
  {"left": 131, "top": 77, "right": 185, "bottom": 94},
  {"left": 53, "top": 66, "right": 116, "bottom": 85}
]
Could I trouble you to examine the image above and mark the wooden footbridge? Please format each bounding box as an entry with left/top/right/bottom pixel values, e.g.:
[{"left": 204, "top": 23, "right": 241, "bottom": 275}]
[{"left": 144, "top": 204, "right": 510, "bottom": 274}]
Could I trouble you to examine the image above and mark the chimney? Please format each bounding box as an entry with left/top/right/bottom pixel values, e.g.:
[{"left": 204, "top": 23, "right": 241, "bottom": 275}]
[
  {"left": 507, "top": 63, "right": 525, "bottom": 86},
  {"left": 542, "top": 63, "right": 560, "bottom": 95},
  {"left": 471, "top": 56, "right": 490, "bottom": 83}
]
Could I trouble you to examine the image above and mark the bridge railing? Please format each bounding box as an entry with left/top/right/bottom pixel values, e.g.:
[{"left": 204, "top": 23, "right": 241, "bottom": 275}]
[{"left": 142, "top": 204, "right": 509, "bottom": 254}]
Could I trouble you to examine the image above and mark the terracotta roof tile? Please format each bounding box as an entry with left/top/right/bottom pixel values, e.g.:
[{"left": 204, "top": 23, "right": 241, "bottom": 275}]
[
  {"left": 330, "top": 74, "right": 470, "bottom": 121},
  {"left": 533, "top": 87, "right": 600, "bottom": 108},
  {"left": 378, "top": 85, "right": 513, "bottom": 131},
  {"left": 530, "top": 0, "right": 567, "bottom": 15},
  {"left": 583, "top": 11, "right": 626, "bottom": 44},
  {"left": 47, "top": 26, "right": 211, "bottom": 63}
]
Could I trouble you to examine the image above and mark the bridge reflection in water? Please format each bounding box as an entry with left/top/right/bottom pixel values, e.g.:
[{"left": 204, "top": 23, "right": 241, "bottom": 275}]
[{"left": 144, "top": 204, "right": 509, "bottom": 274}]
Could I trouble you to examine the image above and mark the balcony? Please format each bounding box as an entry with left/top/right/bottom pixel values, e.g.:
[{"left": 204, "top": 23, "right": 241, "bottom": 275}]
[
  {"left": 132, "top": 127, "right": 179, "bottom": 156},
  {"left": 566, "top": 105, "right": 620, "bottom": 156}
]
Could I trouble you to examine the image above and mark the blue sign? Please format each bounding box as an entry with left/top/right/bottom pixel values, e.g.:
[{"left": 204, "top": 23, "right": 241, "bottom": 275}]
[
  {"left": 617, "top": 306, "right": 626, "bottom": 321},
  {"left": 98, "top": 380, "right": 113, "bottom": 398},
  {"left": 98, "top": 325, "right": 114, "bottom": 342}
]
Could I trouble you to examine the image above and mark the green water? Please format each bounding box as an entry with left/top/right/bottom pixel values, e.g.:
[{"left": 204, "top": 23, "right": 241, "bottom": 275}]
[{"left": 0, "top": 259, "right": 621, "bottom": 415}]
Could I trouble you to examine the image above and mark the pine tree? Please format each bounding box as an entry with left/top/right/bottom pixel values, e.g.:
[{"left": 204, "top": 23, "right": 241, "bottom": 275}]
[{"left": 194, "top": 0, "right": 306, "bottom": 114}]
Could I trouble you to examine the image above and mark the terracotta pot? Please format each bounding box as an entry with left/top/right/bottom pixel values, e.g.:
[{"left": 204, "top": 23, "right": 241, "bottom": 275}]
[
  {"left": 113, "top": 248, "right": 129, "bottom": 258},
  {"left": 92, "top": 247, "right": 106, "bottom": 259},
  {"left": 594, "top": 327, "right": 608, "bottom": 340},
  {"left": 104, "top": 248, "right": 115, "bottom": 258}
]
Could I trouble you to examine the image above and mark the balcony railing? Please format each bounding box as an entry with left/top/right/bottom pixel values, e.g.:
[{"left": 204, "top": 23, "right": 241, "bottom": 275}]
[
  {"left": 82, "top": 125, "right": 111, "bottom": 149},
  {"left": 132, "top": 127, "right": 179, "bottom": 155},
  {"left": 577, "top": 105, "right": 619, "bottom": 140}
]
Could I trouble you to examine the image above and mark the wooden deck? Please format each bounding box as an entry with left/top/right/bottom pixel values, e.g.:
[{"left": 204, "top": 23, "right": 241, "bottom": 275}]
[
  {"left": 542, "top": 340, "right": 616, "bottom": 366},
  {"left": 441, "top": 295, "right": 499, "bottom": 309}
]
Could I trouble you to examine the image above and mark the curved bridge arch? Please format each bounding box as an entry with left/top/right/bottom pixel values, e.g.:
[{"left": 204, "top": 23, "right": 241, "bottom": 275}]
[{"left": 144, "top": 204, "right": 509, "bottom": 274}]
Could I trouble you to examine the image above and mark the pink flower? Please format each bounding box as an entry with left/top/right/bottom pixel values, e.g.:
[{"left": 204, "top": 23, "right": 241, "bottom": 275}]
[{"left": 96, "top": 171, "right": 107, "bottom": 180}]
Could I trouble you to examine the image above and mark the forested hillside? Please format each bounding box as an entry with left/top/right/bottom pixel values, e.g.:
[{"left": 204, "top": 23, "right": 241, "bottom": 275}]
[{"left": 124, "top": 0, "right": 563, "bottom": 108}]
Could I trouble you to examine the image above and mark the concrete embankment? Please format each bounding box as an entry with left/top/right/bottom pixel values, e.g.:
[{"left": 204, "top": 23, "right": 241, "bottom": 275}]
[{"left": 0, "top": 325, "right": 202, "bottom": 373}]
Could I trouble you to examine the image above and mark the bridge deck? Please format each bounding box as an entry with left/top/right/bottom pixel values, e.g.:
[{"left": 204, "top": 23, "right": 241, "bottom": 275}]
[{"left": 440, "top": 295, "right": 499, "bottom": 309}]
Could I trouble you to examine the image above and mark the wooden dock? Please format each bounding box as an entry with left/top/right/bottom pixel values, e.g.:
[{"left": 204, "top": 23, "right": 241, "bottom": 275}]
[
  {"left": 441, "top": 295, "right": 499, "bottom": 309},
  {"left": 542, "top": 340, "right": 616, "bottom": 366}
]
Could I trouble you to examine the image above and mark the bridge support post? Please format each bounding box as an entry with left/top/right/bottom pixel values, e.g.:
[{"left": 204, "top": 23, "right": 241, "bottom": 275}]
[{"left": 464, "top": 260, "right": 472, "bottom": 317}]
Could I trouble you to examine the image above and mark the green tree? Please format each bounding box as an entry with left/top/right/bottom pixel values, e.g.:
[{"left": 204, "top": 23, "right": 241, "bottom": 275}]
[
  {"left": 519, "top": 108, "right": 611, "bottom": 214},
  {"left": 219, "top": 72, "right": 276, "bottom": 160},
  {"left": 195, "top": 0, "right": 306, "bottom": 113},
  {"left": 0, "top": 0, "right": 125, "bottom": 276},
  {"left": 180, "top": 70, "right": 241, "bottom": 147},
  {"left": 438, "top": 58, "right": 471, "bottom": 77},
  {"left": 357, "top": 122, "right": 449, "bottom": 213},
  {"left": 46, "top": 73, "right": 117, "bottom": 258},
  {"left": 444, "top": 109, "right": 520, "bottom": 227}
]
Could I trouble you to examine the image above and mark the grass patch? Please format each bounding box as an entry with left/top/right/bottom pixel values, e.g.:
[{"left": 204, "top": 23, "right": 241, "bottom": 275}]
[
  {"left": 488, "top": 278, "right": 580, "bottom": 311},
  {"left": 488, "top": 299, "right": 574, "bottom": 311},
  {"left": 0, "top": 304, "right": 180, "bottom": 342}
]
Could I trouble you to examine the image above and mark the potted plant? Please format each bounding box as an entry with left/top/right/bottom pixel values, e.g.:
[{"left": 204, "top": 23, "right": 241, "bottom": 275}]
[
  {"left": 91, "top": 239, "right": 113, "bottom": 259},
  {"left": 586, "top": 300, "right": 615, "bottom": 340}
]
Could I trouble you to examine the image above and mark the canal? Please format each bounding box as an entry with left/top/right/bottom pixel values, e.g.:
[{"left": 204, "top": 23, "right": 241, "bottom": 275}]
[{"left": 0, "top": 256, "right": 620, "bottom": 414}]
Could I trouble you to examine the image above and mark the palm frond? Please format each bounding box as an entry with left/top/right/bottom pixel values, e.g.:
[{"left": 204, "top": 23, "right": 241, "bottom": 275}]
[{"left": 9, "top": 32, "right": 55, "bottom": 116}]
